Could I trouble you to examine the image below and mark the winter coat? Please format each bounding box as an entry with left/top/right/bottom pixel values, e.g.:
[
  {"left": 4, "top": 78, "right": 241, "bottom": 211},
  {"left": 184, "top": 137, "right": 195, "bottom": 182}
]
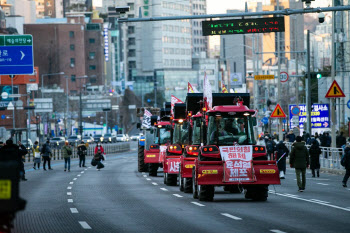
[
  {"left": 94, "top": 145, "right": 105, "bottom": 154},
  {"left": 62, "top": 145, "right": 72, "bottom": 159},
  {"left": 286, "top": 133, "right": 295, "bottom": 143},
  {"left": 276, "top": 141, "right": 289, "bottom": 160},
  {"left": 41, "top": 143, "right": 52, "bottom": 157},
  {"left": 0, "top": 144, "right": 22, "bottom": 164},
  {"left": 266, "top": 140, "right": 276, "bottom": 153},
  {"left": 309, "top": 144, "right": 321, "bottom": 169},
  {"left": 77, "top": 144, "right": 87, "bottom": 156},
  {"left": 290, "top": 142, "right": 310, "bottom": 169},
  {"left": 343, "top": 147, "right": 350, "bottom": 170},
  {"left": 336, "top": 135, "right": 346, "bottom": 148}
]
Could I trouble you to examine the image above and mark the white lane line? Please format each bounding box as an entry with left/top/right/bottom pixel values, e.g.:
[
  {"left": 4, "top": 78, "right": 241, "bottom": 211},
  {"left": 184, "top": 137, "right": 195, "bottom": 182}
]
[
  {"left": 69, "top": 182, "right": 74, "bottom": 184},
  {"left": 270, "top": 230, "right": 287, "bottom": 233},
  {"left": 142, "top": 172, "right": 145, "bottom": 174},
  {"left": 317, "top": 183, "right": 329, "bottom": 186},
  {"left": 282, "top": 194, "right": 299, "bottom": 198},
  {"left": 269, "top": 191, "right": 350, "bottom": 212},
  {"left": 160, "top": 188, "right": 168, "bottom": 191},
  {"left": 221, "top": 213, "right": 242, "bottom": 220},
  {"left": 77, "top": 174, "right": 81, "bottom": 177},
  {"left": 70, "top": 208, "right": 79, "bottom": 213},
  {"left": 73, "top": 178, "right": 77, "bottom": 180},
  {"left": 191, "top": 202, "right": 205, "bottom": 207},
  {"left": 67, "top": 186, "right": 72, "bottom": 190},
  {"left": 310, "top": 199, "right": 330, "bottom": 204},
  {"left": 81, "top": 171, "right": 84, "bottom": 174},
  {"left": 146, "top": 178, "right": 151, "bottom": 181},
  {"left": 79, "top": 221, "right": 92, "bottom": 229},
  {"left": 88, "top": 167, "right": 91, "bottom": 168},
  {"left": 173, "top": 194, "right": 183, "bottom": 198},
  {"left": 143, "top": 175, "right": 147, "bottom": 177},
  {"left": 68, "top": 199, "right": 73, "bottom": 203},
  {"left": 84, "top": 169, "right": 87, "bottom": 171},
  {"left": 152, "top": 182, "right": 158, "bottom": 186},
  {"left": 67, "top": 192, "right": 72, "bottom": 196},
  {"left": 347, "top": 188, "right": 350, "bottom": 191}
]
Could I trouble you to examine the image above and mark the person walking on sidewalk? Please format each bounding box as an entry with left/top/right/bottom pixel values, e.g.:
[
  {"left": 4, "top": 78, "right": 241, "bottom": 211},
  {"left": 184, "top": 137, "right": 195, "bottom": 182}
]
[
  {"left": 309, "top": 140, "right": 321, "bottom": 178},
  {"left": 290, "top": 136, "right": 310, "bottom": 192},
  {"left": 342, "top": 143, "right": 350, "bottom": 187},
  {"left": 62, "top": 141, "right": 72, "bottom": 172},
  {"left": 77, "top": 140, "right": 87, "bottom": 167},
  {"left": 18, "top": 141, "right": 28, "bottom": 181},
  {"left": 276, "top": 140, "right": 289, "bottom": 179},
  {"left": 41, "top": 140, "right": 53, "bottom": 170},
  {"left": 32, "top": 141, "right": 41, "bottom": 170}
]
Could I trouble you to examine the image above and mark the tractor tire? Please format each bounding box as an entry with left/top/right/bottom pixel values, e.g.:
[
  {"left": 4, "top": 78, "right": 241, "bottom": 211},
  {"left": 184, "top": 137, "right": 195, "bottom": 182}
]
[
  {"left": 166, "top": 174, "right": 177, "bottom": 186},
  {"left": 149, "top": 163, "right": 158, "bottom": 177},
  {"left": 198, "top": 185, "right": 214, "bottom": 202},
  {"left": 245, "top": 186, "right": 268, "bottom": 202},
  {"left": 192, "top": 168, "right": 198, "bottom": 199},
  {"left": 138, "top": 145, "right": 147, "bottom": 172},
  {"left": 179, "top": 169, "right": 184, "bottom": 192},
  {"left": 164, "top": 173, "right": 167, "bottom": 184},
  {"left": 184, "top": 178, "right": 193, "bottom": 193}
]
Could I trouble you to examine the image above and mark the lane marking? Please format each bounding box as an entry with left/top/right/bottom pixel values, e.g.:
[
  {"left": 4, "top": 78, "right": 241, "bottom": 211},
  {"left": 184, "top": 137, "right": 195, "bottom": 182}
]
[
  {"left": 152, "top": 182, "right": 158, "bottom": 186},
  {"left": 317, "top": 183, "right": 329, "bottom": 186},
  {"left": 70, "top": 208, "right": 79, "bottom": 213},
  {"left": 73, "top": 178, "right": 77, "bottom": 180},
  {"left": 293, "top": 178, "right": 330, "bottom": 181},
  {"left": 68, "top": 199, "right": 73, "bottom": 203},
  {"left": 221, "top": 213, "right": 242, "bottom": 220},
  {"left": 191, "top": 202, "right": 205, "bottom": 207},
  {"left": 81, "top": 171, "right": 84, "bottom": 174},
  {"left": 347, "top": 189, "right": 350, "bottom": 191},
  {"left": 269, "top": 191, "right": 350, "bottom": 212},
  {"left": 88, "top": 167, "right": 91, "bottom": 168},
  {"left": 173, "top": 194, "right": 183, "bottom": 198},
  {"left": 310, "top": 199, "right": 330, "bottom": 204},
  {"left": 84, "top": 169, "right": 87, "bottom": 171},
  {"left": 67, "top": 187, "right": 72, "bottom": 190},
  {"left": 270, "top": 230, "right": 287, "bottom": 233},
  {"left": 143, "top": 175, "right": 147, "bottom": 177},
  {"left": 67, "top": 192, "right": 72, "bottom": 196},
  {"left": 160, "top": 188, "right": 168, "bottom": 191},
  {"left": 142, "top": 172, "right": 145, "bottom": 175},
  {"left": 77, "top": 175, "right": 81, "bottom": 177},
  {"left": 79, "top": 221, "right": 92, "bottom": 229},
  {"left": 146, "top": 178, "right": 151, "bottom": 181},
  {"left": 69, "top": 182, "right": 74, "bottom": 184}
]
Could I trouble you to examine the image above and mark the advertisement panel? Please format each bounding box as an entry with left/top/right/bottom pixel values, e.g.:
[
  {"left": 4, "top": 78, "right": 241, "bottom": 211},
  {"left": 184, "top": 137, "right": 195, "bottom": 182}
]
[
  {"left": 0, "top": 85, "right": 19, "bottom": 108},
  {"left": 289, "top": 104, "right": 330, "bottom": 129}
]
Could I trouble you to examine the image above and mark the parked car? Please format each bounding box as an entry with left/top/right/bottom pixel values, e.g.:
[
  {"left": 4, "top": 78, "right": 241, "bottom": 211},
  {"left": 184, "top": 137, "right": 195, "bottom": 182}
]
[
  {"left": 82, "top": 136, "right": 94, "bottom": 144},
  {"left": 23, "top": 139, "right": 34, "bottom": 150},
  {"left": 116, "top": 134, "right": 127, "bottom": 142},
  {"left": 94, "top": 134, "right": 104, "bottom": 143},
  {"left": 67, "top": 135, "right": 81, "bottom": 146},
  {"left": 125, "top": 134, "right": 130, "bottom": 141},
  {"left": 103, "top": 133, "right": 117, "bottom": 143},
  {"left": 50, "top": 137, "right": 66, "bottom": 148},
  {"left": 130, "top": 134, "right": 141, "bottom": 141}
]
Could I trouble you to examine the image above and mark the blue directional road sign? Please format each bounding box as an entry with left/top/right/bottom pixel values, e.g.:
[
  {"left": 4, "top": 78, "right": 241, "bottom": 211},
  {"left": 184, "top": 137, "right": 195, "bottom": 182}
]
[
  {"left": 1, "top": 115, "right": 5, "bottom": 119},
  {"left": 0, "top": 35, "right": 34, "bottom": 75},
  {"left": 347, "top": 100, "right": 350, "bottom": 109},
  {"left": 261, "top": 117, "right": 269, "bottom": 125}
]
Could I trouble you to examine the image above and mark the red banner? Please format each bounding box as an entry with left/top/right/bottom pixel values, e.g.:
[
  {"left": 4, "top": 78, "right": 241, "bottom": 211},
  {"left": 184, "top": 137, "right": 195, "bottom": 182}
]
[
  {"left": 167, "top": 158, "right": 180, "bottom": 174},
  {"left": 159, "top": 146, "right": 167, "bottom": 163}
]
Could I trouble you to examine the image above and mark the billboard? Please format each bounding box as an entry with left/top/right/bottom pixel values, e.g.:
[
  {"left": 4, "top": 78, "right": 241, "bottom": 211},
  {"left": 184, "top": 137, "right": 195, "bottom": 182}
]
[
  {"left": 0, "top": 67, "right": 39, "bottom": 85},
  {"left": 0, "top": 85, "right": 19, "bottom": 108},
  {"left": 289, "top": 104, "right": 330, "bottom": 129}
]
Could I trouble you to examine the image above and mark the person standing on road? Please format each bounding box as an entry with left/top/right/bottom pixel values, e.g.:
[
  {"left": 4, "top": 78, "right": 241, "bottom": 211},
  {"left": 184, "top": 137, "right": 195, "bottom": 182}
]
[
  {"left": 0, "top": 139, "right": 25, "bottom": 179},
  {"left": 286, "top": 131, "right": 296, "bottom": 143},
  {"left": 276, "top": 141, "right": 289, "bottom": 179},
  {"left": 336, "top": 132, "right": 346, "bottom": 148},
  {"left": 290, "top": 136, "right": 310, "bottom": 192},
  {"left": 18, "top": 141, "right": 28, "bottom": 181},
  {"left": 309, "top": 140, "right": 321, "bottom": 178},
  {"left": 41, "top": 140, "right": 53, "bottom": 171},
  {"left": 32, "top": 141, "right": 41, "bottom": 170},
  {"left": 266, "top": 137, "right": 276, "bottom": 160},
  {"left": 342, "top": 143, "right": 350, "bottom": 187},
  {"left": 77, "top": 140, "right": 87, "bottom": 167},
  {"left": 62, "top": 141, "right": 72, "bottom": 172}
]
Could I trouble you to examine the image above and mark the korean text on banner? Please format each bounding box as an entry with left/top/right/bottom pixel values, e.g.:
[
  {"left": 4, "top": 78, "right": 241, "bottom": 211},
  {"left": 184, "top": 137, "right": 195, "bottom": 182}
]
[
  {"left": 159, "top": 146, "right": 167, "bottom": 163},
  {"left": 141, "top": 109, "right": 152, "bottom": 129},
  {"left": 220, "top": 146, "right": 255, "bottom": 182},
  {"left": 168, "top": 158, "right": 180, "bottom": 174}
]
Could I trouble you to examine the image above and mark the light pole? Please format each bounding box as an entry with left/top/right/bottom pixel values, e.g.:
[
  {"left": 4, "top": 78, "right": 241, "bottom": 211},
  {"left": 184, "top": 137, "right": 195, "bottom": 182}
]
[
  {"left": 63, "top": 75, "right": 70, "bottom": 136},
  {"left": 77, "top": 75, "right": 88, "bottom": 136},
  {"left": 41, "top": 72, "right": 65, "bottom": 98}
]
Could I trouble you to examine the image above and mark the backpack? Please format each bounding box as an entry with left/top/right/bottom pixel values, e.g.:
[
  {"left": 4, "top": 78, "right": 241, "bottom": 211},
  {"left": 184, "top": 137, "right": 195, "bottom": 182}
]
[{"left": 266, "top": 141, "right": 274, "bottom": 152}]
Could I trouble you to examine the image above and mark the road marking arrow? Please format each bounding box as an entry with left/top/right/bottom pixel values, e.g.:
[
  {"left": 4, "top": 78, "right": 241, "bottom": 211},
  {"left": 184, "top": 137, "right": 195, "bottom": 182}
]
[{"left": 20, "top": 51, "right": 25, "bottom": 60}]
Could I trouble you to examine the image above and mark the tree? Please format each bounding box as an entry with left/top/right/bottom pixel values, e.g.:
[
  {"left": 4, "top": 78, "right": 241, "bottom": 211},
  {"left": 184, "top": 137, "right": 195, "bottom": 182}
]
[{"left": 144, "top": 90, "right": 166, "bottom": 108}]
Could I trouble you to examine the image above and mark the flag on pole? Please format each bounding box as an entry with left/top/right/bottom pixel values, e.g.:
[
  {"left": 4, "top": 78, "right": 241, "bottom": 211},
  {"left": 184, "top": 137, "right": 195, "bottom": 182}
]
[
  {"left": 171, "top": 95, "right": 183, "bottom": 116},
  {"left": 222, "top": 83, "right": 228, "bottom": 93},
  {"left": 203, "top": 72, "right": 213, "bottom": 110},
  {"left": 141, "top": 109, "right": 152, "bottom": 128},
  {"left": 188, "top": 82, "right": 199, "bottom": 93}
]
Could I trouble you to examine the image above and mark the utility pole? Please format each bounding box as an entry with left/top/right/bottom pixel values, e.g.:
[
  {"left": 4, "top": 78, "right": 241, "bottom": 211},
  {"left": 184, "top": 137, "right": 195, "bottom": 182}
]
[
  {"left": 10, "top": 75, "right": 15, "bottom": 131},
  {"left": 276, "top": 0, "right": 282, "bottom": 141},
  {"left": 79, "top": 90, "right": 83, "bottom": 136},
  {"left": 331, "top": 0, "right": 336, "bottom": 148},
  {"left": 306, "top": 30, "right": 312, "bottom": 134}
]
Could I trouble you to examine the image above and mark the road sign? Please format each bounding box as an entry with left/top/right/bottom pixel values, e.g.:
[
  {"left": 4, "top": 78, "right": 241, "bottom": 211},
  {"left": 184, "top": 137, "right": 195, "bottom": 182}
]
[
  {"left": 261, "top": 117, "right": 269, "bottom": 125},
  {"left": 291, "top": 106, "right": 300, "bottom": 116},
  {"left": 0, "top": 35, "right": 34, "bottom": 75},
  {"left": 347, "top": 100, "right": 350, "bottom": 109},
  {"left": 270, "top": 104, "right": 286, "bottom": 118},
  {"left": 7, "top": 102, "right": 14, "bottom": 110},
  {"left": 280, "top": 72, "right": 289, "bottom": 82},
  {"left": 325, "top": 80, "right": 345, "bottom": 98},
  {"left": 289, "top": 104, "right": 330, "bottom": 129},
  {"left": 8, "top": 94, "right": 21, "bottom": 98},
  {"left": 254, "top": 75, "right": 274, "bottom": 80},
  {"left": 1, "top": 115, "right": 5, "bottom": 119},
  {"left": 1, "top": 92, "right": 8, "bottom": 99}
]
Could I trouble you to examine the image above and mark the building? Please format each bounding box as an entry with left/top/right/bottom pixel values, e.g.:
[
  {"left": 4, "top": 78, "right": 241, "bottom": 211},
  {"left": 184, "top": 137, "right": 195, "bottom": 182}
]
[
  {"left": 191, "top": 0, "right": 208, "bottom": 57},
  {"left": 6, "top": 0, "right": 37, "bottom": 23}
]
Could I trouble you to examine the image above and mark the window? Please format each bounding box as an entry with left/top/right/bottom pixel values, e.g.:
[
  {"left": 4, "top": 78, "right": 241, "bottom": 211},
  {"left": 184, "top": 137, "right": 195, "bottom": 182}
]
[
  {"left": 70, "top": 44, "right": 75, "bottom": 51},
  {"left": 71, "top": 75, "right": 76, "bottom": 82},
  {"left": 69, "top": 31, "right": 74, "bottom": 38},
  {"left": 128, "top": 38, "right": 136, "bottom": 45},
  {"left": 128, "top": 26, "right": 135, "bottom": 34},
  {"left": 47, "top": 1, "right": 51, "bottom": 6},
  {"left": 89, "top": 38, "right": 95, "bottom": 43},
  {"left": 89, "top": 52, "right": 95, "bottom": 59},
  {"left": 127, "top": 3, "right": 134, "bottom": 10},
  {"left": 129, "top": 61, "right": 136, "bottom": 69},
  {"left": 90, "top": 78, "right": 97, "bottom": 83},
  {"left": 128, "top": 49, "right": 136, "bottom": 57},
  {"left": 48, "top": 10, "right": 52, "bottom": 15},
  {"left": 70, "top": 58, "right": 75, "bottom": 67},
  {"left": 89, "top": 65, "right": 96, "bottom": 70}
]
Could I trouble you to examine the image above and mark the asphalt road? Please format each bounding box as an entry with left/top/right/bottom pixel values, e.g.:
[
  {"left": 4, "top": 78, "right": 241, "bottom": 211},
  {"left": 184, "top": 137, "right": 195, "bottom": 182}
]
[{"left": 13, "top": 142, "right": 350, "bottom": 233}]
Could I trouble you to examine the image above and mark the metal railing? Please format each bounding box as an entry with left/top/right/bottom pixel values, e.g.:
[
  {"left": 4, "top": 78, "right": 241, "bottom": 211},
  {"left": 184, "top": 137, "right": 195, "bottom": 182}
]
[
  {"left": 285, "top": 142, "right": 344, "bottom": 170},
  {"left": 25, "top": 143, "right": 130, "bottom": 162}
]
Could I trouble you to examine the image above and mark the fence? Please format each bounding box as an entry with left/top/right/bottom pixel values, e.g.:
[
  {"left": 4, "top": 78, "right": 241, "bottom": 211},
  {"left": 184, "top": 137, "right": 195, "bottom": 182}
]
[
  {"left": 25, "top": 142, "right": 130, "bottom": 162},
  {"left": 285, "top": 142, "right": 344, "bottom": 170}
]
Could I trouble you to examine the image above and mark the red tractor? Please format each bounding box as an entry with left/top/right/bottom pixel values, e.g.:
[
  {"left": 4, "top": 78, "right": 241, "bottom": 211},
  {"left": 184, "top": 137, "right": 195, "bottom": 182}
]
[{"left": 192, "top": 93, "right": 280, "bottom": 201}]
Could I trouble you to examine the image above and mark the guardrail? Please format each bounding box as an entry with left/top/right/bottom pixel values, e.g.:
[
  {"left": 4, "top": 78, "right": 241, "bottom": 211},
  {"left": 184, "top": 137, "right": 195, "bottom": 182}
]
[
  {"left": 25, "top": 142, "right": 130, "bottom": 162},
  {"left": 285, "top": 142, "right": 344, "bottom": 170}
]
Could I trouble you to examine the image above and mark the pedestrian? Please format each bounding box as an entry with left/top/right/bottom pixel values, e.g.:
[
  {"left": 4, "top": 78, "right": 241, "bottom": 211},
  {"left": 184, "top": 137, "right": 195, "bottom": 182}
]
[
  {"left": 18, "top": 141, "right": 28, "bottom": 181},
  {"left": 77, "top": 140, "right": 87, "bottom": 167},
  {"left": 319, "top": 133, "right": 326, "bottom": 147},
  {"left": 94, "top": 143, "right": 105, "bottom": 171},
  {"left": 0, "top": 139, "right": 27, "bottom": 180},
  {"left": 256, "top": 136, "right": 266, "bottom": 147},
  {"left": 32, "top": 141, "right": 41, "bottom": 170},
  {"left": 286, "top": 130, "right": 296, "bottom": 143},
  {"left": 276, "top": 140, "right": 289, "bottom": 179},
  {"left": 290, "top": 136, "right": 310, "bottom": 192},
  {"left": 336, "top": 131, "right": 346, "bottom": 148},
  {"left": 266, "top": 136, "right": 276, "bottom": 160},
  {"left": 41, "top": 140, "right": 53, "bottom": 170},
  {"left": 309, "top": 140, "right": 321, "bottom": 177},
  {"left": 342, "top": 142, "right": 350, "bottom": 187},
  {"left": 62, "top": 141, "right": 72, "bottom": 172},
  {"left": 94, "top": 142, "right": 105, "bottom": 156},
  {"left": 325, "top": 132, "right": 331, "bottom": 147},
  {"left": 0, "top": 141, "right": 4, "bottom": 149}
]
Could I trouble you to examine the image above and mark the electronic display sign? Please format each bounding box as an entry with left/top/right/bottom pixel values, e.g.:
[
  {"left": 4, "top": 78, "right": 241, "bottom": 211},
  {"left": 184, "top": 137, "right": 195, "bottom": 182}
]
[
  {"left": 289, "top": 104, "right": 330, "bottom": 129},
  {"left": 202, "top": 17, "right": 285, "bottom": 36}
]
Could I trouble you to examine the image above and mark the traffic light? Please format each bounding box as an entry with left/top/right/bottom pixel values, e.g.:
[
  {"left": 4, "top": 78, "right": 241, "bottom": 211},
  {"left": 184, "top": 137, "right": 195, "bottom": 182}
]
[{"left": 316, "top": 73, "right": 322, "bottom": 79}]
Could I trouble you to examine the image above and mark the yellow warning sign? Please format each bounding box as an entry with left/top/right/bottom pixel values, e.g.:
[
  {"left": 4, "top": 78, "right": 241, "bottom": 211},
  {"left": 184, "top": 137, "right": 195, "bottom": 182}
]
[
  {"left": 325, "top": 80, "right": 346, "bottom": 98},
  {"left": 0, "top": 180, "right": 11, "bottom": 200},
  {"left": 254, "top": 75, "right": 275, "bottom": 80},
  {"left": 270, "top": 104, "right": 286, "bottom": 118}
]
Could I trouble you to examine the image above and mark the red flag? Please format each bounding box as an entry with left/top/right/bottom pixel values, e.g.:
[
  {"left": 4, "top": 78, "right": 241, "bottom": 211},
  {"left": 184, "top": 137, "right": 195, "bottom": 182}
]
[
  {"left": 188, "top": 82, "right": 199, "bottom": 93},
  {"left": 171, "top": 95, "right": 183, "bottom": 116}
]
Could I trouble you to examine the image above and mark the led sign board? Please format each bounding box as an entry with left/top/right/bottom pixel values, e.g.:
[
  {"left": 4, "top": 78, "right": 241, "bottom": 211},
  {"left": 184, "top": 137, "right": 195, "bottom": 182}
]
[{"left": 202, "top": 17, "right": 285, "bottom": 36}]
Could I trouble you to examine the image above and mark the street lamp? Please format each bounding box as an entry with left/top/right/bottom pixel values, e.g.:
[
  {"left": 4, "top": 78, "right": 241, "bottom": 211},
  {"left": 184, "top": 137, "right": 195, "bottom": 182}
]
[
  {"left": 41, "top": 72, "right": 65, "bottom": 98},
  {"left": 77, "top": 75, "right": 88, "bottom": 136}
]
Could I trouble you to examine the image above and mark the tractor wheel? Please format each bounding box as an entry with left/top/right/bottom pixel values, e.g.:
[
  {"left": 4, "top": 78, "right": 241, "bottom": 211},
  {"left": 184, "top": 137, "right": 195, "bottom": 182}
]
[
  {"left": 138, "top": 145, "right": 147, "bottom": 172},
  {"left": 166, "top": 174, "right": 177, "bottom": 186},
  {"left": 149, "top": 163, "right": 158, "bottom": 177},
  {"left": 245, "top": 186, "right": 268, "bottom": 202},
  {"left": 199, "top": 185, "right": 214, "bottom": 202},
  {"left": 164, "top": 173, "right": 167, "bottom": 184},
  {"left": 184, "top": 178, "right": 193, "bottom": 193},
  {"left": 179, "top": 170, "right": 184, "bottom": 192}
]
